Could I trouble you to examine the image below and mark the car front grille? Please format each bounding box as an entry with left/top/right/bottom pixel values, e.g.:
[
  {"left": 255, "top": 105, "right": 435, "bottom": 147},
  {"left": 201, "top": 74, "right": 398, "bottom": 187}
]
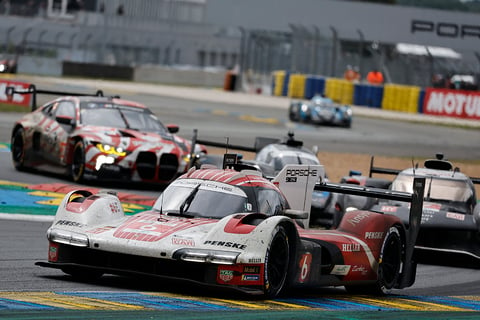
[
  {"left": 158, "top": 153, "right": 179, "bottom": 181},
  {"left": 136, "top": 151, "right": 157, "bottom": 179}
]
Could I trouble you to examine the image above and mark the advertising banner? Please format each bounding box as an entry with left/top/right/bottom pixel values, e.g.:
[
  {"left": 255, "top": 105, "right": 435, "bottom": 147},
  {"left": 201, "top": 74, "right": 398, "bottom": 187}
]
[
  {"left": 0, "top": 80, "right": 31, "bottom": 107},
  {"left": 423, "top": 88, "right": 480, "bottom": 120}
]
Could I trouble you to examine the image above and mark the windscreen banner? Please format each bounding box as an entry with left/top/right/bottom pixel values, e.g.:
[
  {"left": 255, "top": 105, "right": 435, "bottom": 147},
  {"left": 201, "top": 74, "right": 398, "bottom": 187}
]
[
  {"left": 423, "top": 88, "right": 480, "bottom": 120},
  {"left": 0, "top": 80, "right": 31, "bottom": 107}
]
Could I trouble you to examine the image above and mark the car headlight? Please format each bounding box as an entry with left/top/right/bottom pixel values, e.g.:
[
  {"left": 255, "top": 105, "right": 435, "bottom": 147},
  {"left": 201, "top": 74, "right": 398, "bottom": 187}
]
[
  {"left": 47, "top": 228, "right": 89, "bottom": 247},
  {"left": 174, "top": 248, "right": 240, "bottom": 265},
  {"left": 0, "top": 64, "right": 6, "bottom": 72},
  {"left": 96, "top": 143, "right": 127, "bottom": 156}
]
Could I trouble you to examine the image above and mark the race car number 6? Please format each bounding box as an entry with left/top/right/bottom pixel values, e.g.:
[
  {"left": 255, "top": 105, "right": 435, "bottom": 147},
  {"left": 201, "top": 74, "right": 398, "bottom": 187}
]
[{"left": 299, "top": 253, "right": 312, "bottom": 282}]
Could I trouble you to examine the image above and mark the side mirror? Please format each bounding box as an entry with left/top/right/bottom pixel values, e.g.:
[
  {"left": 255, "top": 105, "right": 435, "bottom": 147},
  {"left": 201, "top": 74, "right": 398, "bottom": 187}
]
[
  {"left": 167, "top": 124, "right": 179, "bottom": 134},
  {"left": 284, "top": 209, "right": 309, "bottom": 220},
  {"left": 56, "top": 116, "right": 75, "bottom": 126}
]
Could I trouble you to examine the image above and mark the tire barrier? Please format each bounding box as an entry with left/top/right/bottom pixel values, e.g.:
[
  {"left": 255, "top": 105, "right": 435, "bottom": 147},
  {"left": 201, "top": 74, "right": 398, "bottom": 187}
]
[
  {"left": 288, "top": 73, "right": 307, "bottom": 98},
  {"left": 382, "top": 84, "right": 421, "bottom": 113}
]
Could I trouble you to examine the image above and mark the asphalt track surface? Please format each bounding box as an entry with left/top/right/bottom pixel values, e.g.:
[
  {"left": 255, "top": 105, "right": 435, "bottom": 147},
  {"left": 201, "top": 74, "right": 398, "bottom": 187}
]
[{"left": 1, "top": 75, "right": 480, "bottom": 319}]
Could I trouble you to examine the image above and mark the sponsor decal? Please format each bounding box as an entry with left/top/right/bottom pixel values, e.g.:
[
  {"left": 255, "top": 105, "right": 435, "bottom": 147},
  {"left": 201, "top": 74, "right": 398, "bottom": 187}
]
[
  {"left": 342, "top": 243, "right": 361, "bottom": 252},
  {"left": 241, "top": 274, "right": 260, "bottom": 281},
  {"left": 55, "top": 220, "right": 83, "bottom": 227},
  {"left": 423, "top": 88, "right": 480, "bottom": 121},
  {"left": 365, "top": 232, "right": 384, "bottom": 240},
  {"left": 48, "top": 243, "right": 59, "bottom": 262},
  {"left": 243, "top": 266, "right": 260, "bottom": 273},
  {"left": 411, "top": 20, "right": 480, "bottom": 39},
  {"left": 203, "top": 240, "right": 246, "bottom": 250},
  {"left": 248, "top": 258, "right": 261, "bottom": 263},
  {"left": 346, "top": 212, "right": 373, "bottom": 227},
  {"left": 172, "top": 236, "right": 195, "bottom": 246},
  {"left": 219, "top": 269, "right": 234, "bottom": 282},
  {"left": 380, "top": 206, "right": 398, "bottom": 213},
  {"left": 109, "top": 202, "right": 122, "bottom": 214},
  {"left": 351, "top": 265, "right": 369, "bottom": 276},
  {"left": 330, "top": 265, "right": 351, "bottom": 276},
  {"left": 446, "top": 212, "right": 465, "bottom": 221},
  {"left": 0, "top": 80, "right": 32, "bottom": 106}
]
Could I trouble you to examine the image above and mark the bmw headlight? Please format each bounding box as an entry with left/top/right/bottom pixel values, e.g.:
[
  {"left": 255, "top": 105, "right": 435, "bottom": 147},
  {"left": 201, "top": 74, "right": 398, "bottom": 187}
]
[{"left": 96, "top": 143, "right": 127, "bottom": 156}]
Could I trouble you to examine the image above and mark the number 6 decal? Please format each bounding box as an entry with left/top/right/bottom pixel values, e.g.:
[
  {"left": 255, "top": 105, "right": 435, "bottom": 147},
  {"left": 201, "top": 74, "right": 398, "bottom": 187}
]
[{"left": 298, "top": 253, "right": 312, "bottom": 283}]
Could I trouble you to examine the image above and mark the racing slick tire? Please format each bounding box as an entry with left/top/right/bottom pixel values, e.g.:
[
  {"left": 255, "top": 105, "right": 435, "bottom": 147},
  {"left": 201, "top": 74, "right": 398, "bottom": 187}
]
[
  {"left": 263, "top": 225, "right": 290, "bottom": 298},
  {"left": 288, "top": 104, "right": 300, "bottom": 122},
  {"left": 11, "top": 127, "right": 26, "bottom": 170},
  {"left": 345, "top": 226, "right": 403, "bottom": 295},
  {"left": 61, "top": 267, "right": 104, "bottom": 281},
  {"left": 71, "top": 140, "right": 86, "bottom": 183}
]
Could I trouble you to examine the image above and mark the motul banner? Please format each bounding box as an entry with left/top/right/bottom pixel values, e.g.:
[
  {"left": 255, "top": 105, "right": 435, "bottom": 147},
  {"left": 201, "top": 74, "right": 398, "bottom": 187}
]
[
  {"left": 423, "top": 88, "right": 480, "bottom": 120},
  {"left": 0, "top": 80, "right": 31, "bottom": 107}
]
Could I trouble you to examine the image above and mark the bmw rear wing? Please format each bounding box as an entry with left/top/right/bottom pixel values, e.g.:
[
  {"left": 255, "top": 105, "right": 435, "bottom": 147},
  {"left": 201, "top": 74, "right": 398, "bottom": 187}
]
[
  {"left": 5, "top": 84, "right": 106, "bottom": 111},
  {"left": 314, "top": 177, "right": 426, "bottom": 289}
]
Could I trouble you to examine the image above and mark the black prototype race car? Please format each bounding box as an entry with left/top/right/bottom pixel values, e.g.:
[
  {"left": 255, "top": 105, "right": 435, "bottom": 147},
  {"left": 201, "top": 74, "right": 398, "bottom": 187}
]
[
  {"left": 195, "top": 132, "right": 341, "bottom": 228},
  {"left": 342, "top": 154, "right": 480, "bottom": 266}
]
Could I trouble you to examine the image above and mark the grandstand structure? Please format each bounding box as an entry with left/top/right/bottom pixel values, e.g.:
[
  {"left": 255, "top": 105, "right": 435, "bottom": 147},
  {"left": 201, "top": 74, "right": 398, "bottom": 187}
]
[{"left": 0, "top": 0, "right": 478, "bottom": 88}]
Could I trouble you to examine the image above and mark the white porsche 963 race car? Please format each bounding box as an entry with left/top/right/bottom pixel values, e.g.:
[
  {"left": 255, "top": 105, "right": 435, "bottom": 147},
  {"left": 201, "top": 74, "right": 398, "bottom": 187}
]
[{"left": 36, "top": 155, "right": 425, "bottom": 298}]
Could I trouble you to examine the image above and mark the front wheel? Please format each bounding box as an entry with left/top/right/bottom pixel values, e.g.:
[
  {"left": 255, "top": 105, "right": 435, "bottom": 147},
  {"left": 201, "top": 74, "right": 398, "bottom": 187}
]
[
  {"left": 263, "top": 225, "right": 290, "bottom": 298},
  {"left": 71, "top": 140, "right": 86, "bottom": 183},
  {"left": 288, "top": 104, "right": 299, "bottom": 122},
  {"left": 11, "top": 128, "right": 26, "bottom": 170}
]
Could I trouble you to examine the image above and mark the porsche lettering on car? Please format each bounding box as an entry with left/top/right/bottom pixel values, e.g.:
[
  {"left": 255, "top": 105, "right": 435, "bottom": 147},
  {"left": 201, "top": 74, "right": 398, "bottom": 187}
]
[
  {"left": 9, "top": 85, "right": 205, "bottom": 185},
  {"left": 36, "top": 153, "right": 425, "bottom": 298}
]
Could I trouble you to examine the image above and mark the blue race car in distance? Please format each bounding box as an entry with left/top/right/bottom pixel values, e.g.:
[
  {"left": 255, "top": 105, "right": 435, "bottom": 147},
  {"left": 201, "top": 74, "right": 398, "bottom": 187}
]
[{"left": 289, "top": 94, "right": 352, "bottom": 128}]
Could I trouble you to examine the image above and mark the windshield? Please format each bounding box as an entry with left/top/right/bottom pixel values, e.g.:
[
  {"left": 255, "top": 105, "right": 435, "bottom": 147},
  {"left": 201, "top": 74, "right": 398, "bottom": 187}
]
[
  {"left": 391, "top": 173, "right": 473, "bottom": 203},
  {"left": 153, "top": 179, "right": 252, "bottom": 219},
  {"left": 274, "top": 155, "right": 319, "bottom": 171},
  {"left": 80, "top": 102, "right": 168, "bottom": 133}
]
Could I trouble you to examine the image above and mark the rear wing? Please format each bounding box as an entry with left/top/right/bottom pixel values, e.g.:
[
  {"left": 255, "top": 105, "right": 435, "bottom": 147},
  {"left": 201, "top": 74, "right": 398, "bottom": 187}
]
[
  {"left": 368, "top": 155, "right": 480, "bottom": 184},
  {"left": 195, "top": 131, "right": 303, "bottom": 154},
  {"left": 368, "top": 156, "right": 400, "bottom": 177},
  {"left": 314, "top": 177, "right": 426, "bottom": 289},
  {"left": 5, "top": 84, "right": 106, "bottom": 111}
]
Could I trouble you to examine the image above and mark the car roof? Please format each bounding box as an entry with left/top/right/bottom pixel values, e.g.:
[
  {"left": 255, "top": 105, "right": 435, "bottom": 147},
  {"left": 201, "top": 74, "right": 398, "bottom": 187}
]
[
  {"left": 399, "top": 167, "right": 471, "bottom": 182},
  {"left": 181, "top": 167, "right": 278, "bottom": 189},
  {"left": 54, "top": 96, "right": 148, "bottom": 109}
]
